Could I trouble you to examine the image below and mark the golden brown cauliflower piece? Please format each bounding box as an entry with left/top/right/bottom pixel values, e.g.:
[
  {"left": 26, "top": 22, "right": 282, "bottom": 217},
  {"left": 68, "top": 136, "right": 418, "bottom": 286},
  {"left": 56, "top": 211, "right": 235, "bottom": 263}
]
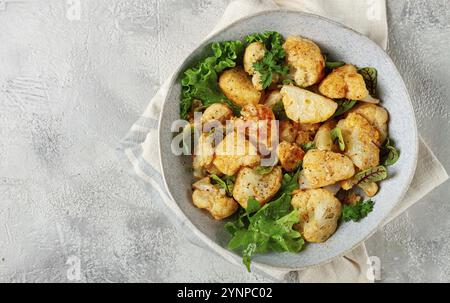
[
  {"left": 349, "top": 103, "right": 389, "bottom": 143},
  {"left": 337, "top": 112, "right": 380, "bottom": 170},
  {"left": 192, "top": 133, "right": 215, "bottom": 178},
  {"left": 263, "top": 89, "right": 283, "bottom": 108},
  {"left": 283, "top": 36, "right": 325, "bottom": 87},
  {"left": 219, "top": 67, "right": 262, "bottom": 106},
  {"left": 280, "top": 85, "right": 337, "bottom": 124},
  {"left": 244, "top": 42, "right": 266, "bottom": 75},
  {"left": 201, "top": 103, "right": 232, "bottom": 125},
  {"left": 232, "top": 166, "right": 282, "bottom": 208},
  {"left": 279, "top": 120, "right": 299, "bottom": 143},
  {"left": 192, "top": 177, "right": 238, "bottom": 220},
  {"left": 213, "top": 131, "right": 260, "bottom": 176},
  {"left": 277, "top": 141, "right": 305, "bottom": 172},
  {"left": 243, "top": 42, "right": 278, "bottom": 90},
  {"left": 314, "top": 120, "right": 338, "bottom": 151},
  {"left": 295, "top": 123, "right": 320, "bottom": 146},
  {"left": 299, "top": 149, "right": 355, "bottom": 189},
  {"left": 318, "top": 64, "right": 369, "bottom": 100},
  {"left": 291, "top": 189, "right": 342, "bottom": 243}
]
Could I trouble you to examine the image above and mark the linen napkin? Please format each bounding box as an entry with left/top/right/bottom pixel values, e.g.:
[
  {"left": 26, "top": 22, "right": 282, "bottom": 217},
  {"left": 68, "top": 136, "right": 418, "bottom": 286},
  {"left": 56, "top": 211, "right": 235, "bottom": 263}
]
[{"left": 119, "top": 0, "right": 449, "bottom": 282}]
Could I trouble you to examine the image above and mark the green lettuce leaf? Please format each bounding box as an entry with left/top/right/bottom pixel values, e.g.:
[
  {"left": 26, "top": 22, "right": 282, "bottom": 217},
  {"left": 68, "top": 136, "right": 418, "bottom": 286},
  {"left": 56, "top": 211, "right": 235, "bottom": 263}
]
[
  {"left": 358, "top": 67, "right": 378, "bottom": 97},
  {"left": 354, "top": 165, "right": 388, "bottom": 186},
  {"left": 226, "top": 193, "right": 304, "bottom": 271},
  {"left": 332, "top": 99, "right": 357, "bottom": 117},
  {"left": 330, "top": 127, "right": 345, "bottom": 151},
  {"left": 180, "top": 40, "right": 244, "bottom": 119},
  {"left": 380, "top": 138, "right": 400, "bottom": 166},
  {"left": 342, "top": 199, "right": 374, "bottom": 222},
  {"left": 325, "top": 60, "right": 345, "bottom": 69}
]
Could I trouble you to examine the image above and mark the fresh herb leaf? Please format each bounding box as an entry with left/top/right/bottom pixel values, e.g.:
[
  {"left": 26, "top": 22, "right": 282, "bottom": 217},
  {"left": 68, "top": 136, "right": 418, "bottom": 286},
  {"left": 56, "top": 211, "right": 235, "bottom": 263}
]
[
  {"left": 330, "top": 127, "right": 345, "bottom": 151},
  {"left": 280, "top": 165, "right": 302, "bottom": 195},
  {"left": 254, "top": 166, "right": 274, "bottom": 175},
  {"left": 354, "top": 166, "right": 388, "bottom": 187},
  {"left": 326, "top": 60, "right": 345, "bottom": 69},
  {"left": 301, "top": 141, "right": 316, "bottom": 151},
  {"left": 226, "top": 193, "right": 304, "bottom": 271},
  {"left": 271, "top": 101, "right": 288, "bottom": 120},
  {"left": 381, "top": 138, "right": 400, "bottom": 166},
  {"left": 282, "top": 79, "right": 295, "bottom": 85},
  {"left": 332, "top": 99, "right": 357, "bottom": 117},
  {"left": 358, "top": 67, "right": 378, "bottom": 97},
  {"left": 210, "top": 174, "right": 234, "bottom": 196},
  {"left": 246, "top": 31, "right": 289, "bottom": 89},
  {"left": 246, "top": 197, "right": 262, "bottom": 214},
  {"left": 342, "top": 199, "right": 374, "bottom": 222},
  {"left": 180, "top": 40, "right": 244, "bottom": 119}
]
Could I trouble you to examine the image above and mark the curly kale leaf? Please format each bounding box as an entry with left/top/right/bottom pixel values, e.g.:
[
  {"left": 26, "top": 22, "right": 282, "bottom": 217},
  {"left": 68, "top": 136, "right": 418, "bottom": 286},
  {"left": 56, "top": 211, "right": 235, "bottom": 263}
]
[{"left": 180, "top": 41, "right": 244, "bottom": 119}]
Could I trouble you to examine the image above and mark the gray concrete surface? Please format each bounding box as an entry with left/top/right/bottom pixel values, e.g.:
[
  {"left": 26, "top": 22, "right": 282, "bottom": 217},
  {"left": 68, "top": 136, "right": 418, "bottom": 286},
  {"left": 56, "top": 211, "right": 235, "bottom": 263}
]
[{"left": 0, "top": 0, "right": 449, "bottom": 282}]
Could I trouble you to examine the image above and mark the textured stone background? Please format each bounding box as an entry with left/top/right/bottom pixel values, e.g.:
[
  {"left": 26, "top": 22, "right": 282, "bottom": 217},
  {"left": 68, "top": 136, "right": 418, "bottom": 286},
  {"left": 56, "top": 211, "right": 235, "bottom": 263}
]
[{"left": 0, "top": 0, "right": 449, "bottom": 282}]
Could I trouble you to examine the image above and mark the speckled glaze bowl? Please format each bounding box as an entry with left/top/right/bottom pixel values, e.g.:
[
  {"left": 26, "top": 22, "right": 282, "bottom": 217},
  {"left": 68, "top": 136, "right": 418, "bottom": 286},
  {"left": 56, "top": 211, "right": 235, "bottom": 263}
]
[{"left": 158, "top": 10, "right": 418, "bottom": 270}]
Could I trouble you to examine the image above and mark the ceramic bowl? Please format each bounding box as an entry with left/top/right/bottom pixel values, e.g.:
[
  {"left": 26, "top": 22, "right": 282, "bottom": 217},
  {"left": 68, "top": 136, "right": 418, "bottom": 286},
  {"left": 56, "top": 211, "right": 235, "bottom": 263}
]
[{"left": 158, "top": 10, "right": 418, "bottom": 270}]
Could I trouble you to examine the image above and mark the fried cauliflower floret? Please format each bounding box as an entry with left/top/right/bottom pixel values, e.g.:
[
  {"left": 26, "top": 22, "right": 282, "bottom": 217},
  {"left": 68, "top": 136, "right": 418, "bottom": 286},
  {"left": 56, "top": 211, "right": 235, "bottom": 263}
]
[
  {"left": 283, "top": 36, "right": 325, "bottom": 87},
  {"left": 239, "top": 104, "right": 276, "bottom": 149},
  {"left": 280, "top": 85, "right": 337, "bottom": 124},
  {"left": 263, "top": 89, "right": 283, "bottom": 108},
  {"left": 314, "top": 120, "right": 338, "bottom": 151},
  {"left": 241, "top": 104, "right": 275, "bottom": 121},
  {"left": 299, "top": 149, "right": 355, "bottom": 189},
  {"left": 337, "top": 112, "right": 380, "bottom": 170},
  {"left": 243, "top": 42, "right": 278, "bottom": 90},
  {"left": 349, "top": 103, "right": 389, "bottom": 143},
  {"left": 193, "top": 133, "right": 215, "bottom": 178},
  {"left": 244, "top": 42, "right": 266, "bottom": 74},
  {"left": 201, "top": 103, "right": 232, "bottom": 125},
  {"left": 232, "top": 166, "right": 282, "bottom": 208},
  {"left": 291, "top": 189, "right": 342, "bottom": 243},
  {"left": 219, "top": 67, "right": 262, "bottom": 106},
  {"left": 279, "top": 120, "right": 299, "bottom": 143},
  {"left": 192, "top": 177, "right": 238, "bottom": 220},
  {"left": 295, "top": 123, "right": 320, "bottom": 146},
  {"left": 277, "top": 141, "right": 305, "bottom": 172},
  {"left": 319, "top": 64, "right": 369, "bottom": 100},
  {"left": 213, "top": 131, "right": 260, "bottom": 176}
]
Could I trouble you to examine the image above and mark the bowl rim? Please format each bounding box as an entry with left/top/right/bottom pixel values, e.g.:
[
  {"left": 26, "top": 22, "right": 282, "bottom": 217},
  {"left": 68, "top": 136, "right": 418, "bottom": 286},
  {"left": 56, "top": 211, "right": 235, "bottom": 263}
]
[{"left": 157, "top": 9, "right": 419, "bottom": 271}]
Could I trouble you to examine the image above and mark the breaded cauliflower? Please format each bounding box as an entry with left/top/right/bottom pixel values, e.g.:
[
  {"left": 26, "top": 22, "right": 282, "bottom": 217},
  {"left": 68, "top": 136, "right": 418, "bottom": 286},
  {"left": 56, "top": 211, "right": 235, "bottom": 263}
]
[
  {"left": 244, "top": 42, "right": 266, "bottom": 75},
  {"left": 314, "top": 120, "right": 338, "bottom": 151},
  {"left": 243, "top": 42, "right": 278, "bottom": 90},
  {"left": 295, "top": 123, "right": 320, "bottom": 146},
  {"left": 219, "top": 67, "right": 262, "bottom": 106},
  {"left": 280, "top": 85, "right": 338, "bottom": 124},
  {"left": 263, "top": 89, "right": 283, "bottom": 108},
  {"left": 337, "top": 112, "right": 380, "bottom": 170},
  {"left": 349, "top": 103, "right": 389, "bottom": 143},
  {"left": 193, "top": 133, "right": 215, "bottom": 178},
  {"left": 213, "top": 131, "right": 260, "bottom": 176},
  {"left": 299, "top": 149, "right": 355, "bottom": 189},
  {"left": 277, "top": 141, "right": 305, "bottom": 172},
  {"left": 239, "top": 104, "right": 276, "bottom": 150},
  {"left": 201, "top": 103, "right": 232, "bottom": 125},
  {"left": 283, "top": 36, "right": 325, "bottom": 87},
  {"left": 192, "top": 177, "right": 239, "bottom": 220},
  {"left": 291, "top": 189, "right": 342, "bottom": 243},
  {"left": 232, "top": 166, "right": 282, "bottom": 208},
  {"left": 319, "top": 64, "right": 369, "bottom": 100},
  {"left": 279, "top": 120, "right": 299, "bottom": 143}
]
